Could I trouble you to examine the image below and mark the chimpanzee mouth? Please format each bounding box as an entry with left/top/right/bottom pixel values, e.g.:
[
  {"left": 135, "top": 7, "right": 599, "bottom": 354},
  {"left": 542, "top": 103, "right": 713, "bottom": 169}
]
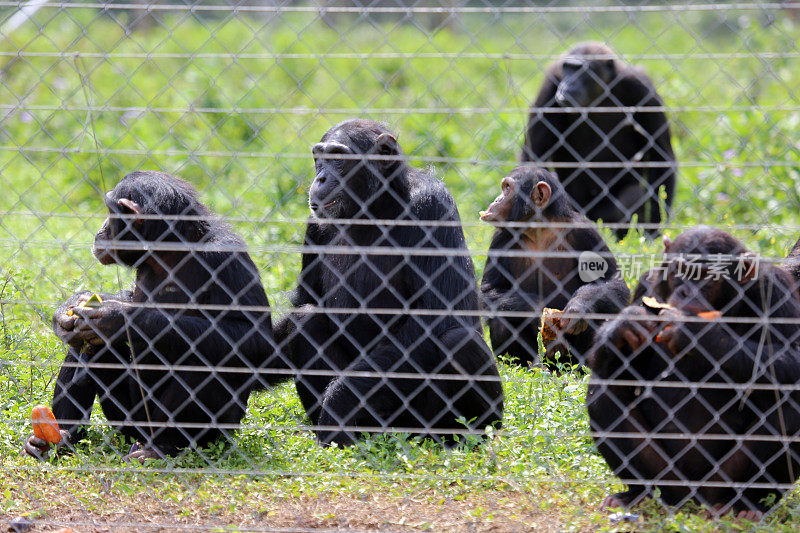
[{"left": 309, "top": 199, "right": 339, "bottom": 216}]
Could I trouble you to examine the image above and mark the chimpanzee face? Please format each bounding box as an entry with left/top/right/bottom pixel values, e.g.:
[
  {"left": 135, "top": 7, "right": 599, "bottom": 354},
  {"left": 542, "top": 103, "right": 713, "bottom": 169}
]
[
  {"left": 309, "top": 138, "right": 357, "bottom": 219},
  {"left": 662, "top": 229, "right": 755, "bottom": 315},
  {"left": 555, "top": 57, "right": 616, "bottom": 107},
  {"left": 480, "top": 176, "right": 522, "bottom": 224},
  {"left": 480, "top": 169, "right": 553, "bottom": 225},
  {"left": 665, "top": 259, "right": 729, "bottom": 315},
  {"left": 309, "top": 123, "right": 401, "bottom": 220},
  {"left": 92, "top": 190, "right": 144, "bottom": 266}
]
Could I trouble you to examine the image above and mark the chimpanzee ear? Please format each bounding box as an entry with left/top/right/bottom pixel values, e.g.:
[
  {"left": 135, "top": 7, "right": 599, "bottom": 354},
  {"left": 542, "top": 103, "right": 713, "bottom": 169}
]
[
  {"left": 662, "top": 235, "right": 672, "bottom": 252},
  {"left": 117, "top": 198, "right": 142, "bottom": 226},
  {"left": 532, "top": 181, "right": 551, "bottom": 207},
  {"left": 375, "top": 133, "right": 399, "bottom": 157}
]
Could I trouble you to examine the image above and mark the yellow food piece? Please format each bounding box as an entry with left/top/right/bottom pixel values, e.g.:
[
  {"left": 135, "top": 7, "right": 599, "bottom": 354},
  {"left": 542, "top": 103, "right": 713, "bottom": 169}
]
[
  {"left": 83, "top": 293, "right": 103, "bottom": 307},
  {"left": 66, "top": 293, "right": 103, "bottom": 316},
  {"left": 642, "top": 296, "right": 672, "bottom": 310}
]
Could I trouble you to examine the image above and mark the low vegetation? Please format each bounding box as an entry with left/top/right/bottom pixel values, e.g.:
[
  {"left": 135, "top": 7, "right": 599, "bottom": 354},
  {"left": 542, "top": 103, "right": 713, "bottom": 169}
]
[{"left": 2, "top": 6, "right": 800, "bottom": 530}]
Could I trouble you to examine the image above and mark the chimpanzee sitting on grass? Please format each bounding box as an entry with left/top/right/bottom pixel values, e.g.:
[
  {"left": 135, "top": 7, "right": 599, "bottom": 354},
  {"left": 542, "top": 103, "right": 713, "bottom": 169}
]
[
  {"left": 480, "top": 166, "right": 629, "bottom": 370},
  {"left": 588, "top": 227, "right": 800, "bottom": 519},
  {"left": 24, "top": 171, "right": 279, "bottom": 461},
  {"left": 275, "top": 119, "right": 504, "bottom": 446}
]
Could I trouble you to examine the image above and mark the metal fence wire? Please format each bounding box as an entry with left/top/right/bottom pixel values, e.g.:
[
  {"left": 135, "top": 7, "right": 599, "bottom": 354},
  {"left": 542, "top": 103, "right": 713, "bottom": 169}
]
[{"left": 4, "top": 1, "right": 800, "bottom": 531}]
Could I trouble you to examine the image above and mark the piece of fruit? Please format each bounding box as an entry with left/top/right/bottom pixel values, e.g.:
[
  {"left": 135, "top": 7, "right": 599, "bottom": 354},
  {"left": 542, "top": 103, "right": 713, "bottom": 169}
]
[
  {"left": 697, "top": 310, "right": 722, "bottom": 320},
  {"left": 642, "top": 296, "right": 671, "bottom": 310},
  {"left": 66, "top": 293, "right": 103, "bottom": 316},
  {"left": 540, "top": 307, "right": 563, "bottom": 343},
  {"left": 83, "top": 293, "right": 103, "bottom": 307},
  {"left": 31, "top": 404, "right": 62, "bottom": 444},
  {"left": 656, "top": 310, "right": 722, "bottom": 342}
]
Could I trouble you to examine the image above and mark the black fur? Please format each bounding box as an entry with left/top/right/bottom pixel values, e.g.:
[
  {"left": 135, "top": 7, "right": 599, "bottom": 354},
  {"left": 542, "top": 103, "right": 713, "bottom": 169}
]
[
  {"left": 480, "top": 166, "right": 629, "bottom": 369},
  {"left": 41, "top": 171, "right": 278, "bottom": 458},
  {"left": 587, "top": 226, "right": 800, "bottom": 513},
  {"left": 521, "top": 42, "right": 677, "bottom": 238},
  {"left": 275, "top": 120, "right": 504, "bottom": 446}
]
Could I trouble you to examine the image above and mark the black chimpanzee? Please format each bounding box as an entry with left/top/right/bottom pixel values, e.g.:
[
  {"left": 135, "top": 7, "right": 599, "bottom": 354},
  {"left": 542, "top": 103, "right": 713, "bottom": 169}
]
[
  {"left": 274, "top": 119, "right": 504, "bottom": 446},
  {"left": 24, "top": 171, "right": 278, "bottom": 461},
  {"left": 520, "top": 42, "right": 677, "bottom": 238},
  {"left": 480, "top": 166, "right": 629, "bottom": 370},
  {"left": 587, "top": 226, "right": 800, "bottom": 519}
]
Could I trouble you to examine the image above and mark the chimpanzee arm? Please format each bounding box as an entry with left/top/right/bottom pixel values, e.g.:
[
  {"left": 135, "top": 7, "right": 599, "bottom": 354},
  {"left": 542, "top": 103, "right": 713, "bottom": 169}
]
[
  {"left": 75, "top": 256, "right": 273, "bottom": 381},
  {"left": 30, "top": 288, "right": 137, "bottom": 456},
  {"left": 401, "top": 178, "right": 484, "bottom": 339},
  {"left": 480, "top": 229, "right": 542, "bottom": 314},
  {"left": 662, "top": 318, "right": 800, "bottom": 386},
  {"left": 520, "top": 67, "right": 564, "bottom": 163},
  {"left": 48, "top": 346, "right": 97, "bottom": 444},
  {"left": 273, "top": 222, "right": 329, "bottom": 361},
  {"left": 661, "top": 275, "right": 800, "bottom": 385},
  {"left": 566, "top": 277, "right": 630, "bottom": 315},
  {"left": 52, "top": 289, "right": 133, "bottom": 348},
  {"left": 627, "top": 76, "right": 677, "bottom": 224},
  {"left": 588, "top": 305, "right": 659, "bottom": 379},
  {"left": 482, "top": 272, "right": 541, "bottom": 313},
  {"left": 559, "top": 229, "right": 630, "bottom": 333}
]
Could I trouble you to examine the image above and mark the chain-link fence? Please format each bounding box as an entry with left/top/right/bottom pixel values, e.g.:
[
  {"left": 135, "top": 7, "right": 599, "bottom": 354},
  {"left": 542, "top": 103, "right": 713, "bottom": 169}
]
[{"left": 3, "top": 1, "right": 800, "bottom": 531}]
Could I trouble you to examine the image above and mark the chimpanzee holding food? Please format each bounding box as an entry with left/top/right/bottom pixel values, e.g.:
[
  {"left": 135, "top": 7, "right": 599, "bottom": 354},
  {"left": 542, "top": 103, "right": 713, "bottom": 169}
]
[
  {"left": 587, "top": 226, "right": 800, "bottom": 519},
  {"left": 521, "top": 42, "right": 677, "bottom": 238},
  {"left": 24, "top": 171, "right": 278, "bottom": 461},
  {"left": 480, "top": 166, "right": 629, "bottom": 370}
]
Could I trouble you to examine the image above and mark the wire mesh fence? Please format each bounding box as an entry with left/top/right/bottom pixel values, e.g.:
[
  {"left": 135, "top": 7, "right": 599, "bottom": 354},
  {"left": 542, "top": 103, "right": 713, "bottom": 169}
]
[{"left": 3, "top": 1, "right": 800, "bottom": 531}]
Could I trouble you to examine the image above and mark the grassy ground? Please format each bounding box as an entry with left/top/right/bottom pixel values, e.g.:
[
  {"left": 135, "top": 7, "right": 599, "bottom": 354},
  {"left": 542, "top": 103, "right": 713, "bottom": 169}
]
[{"left": 3, "top": 5, "right": 800, "bottom": 531}]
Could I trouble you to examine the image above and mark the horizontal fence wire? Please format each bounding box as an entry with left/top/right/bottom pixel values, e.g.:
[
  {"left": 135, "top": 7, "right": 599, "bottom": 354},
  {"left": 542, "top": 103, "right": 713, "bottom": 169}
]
[{"left": 3, "top": 1, "right": 800, "bottom": 531}]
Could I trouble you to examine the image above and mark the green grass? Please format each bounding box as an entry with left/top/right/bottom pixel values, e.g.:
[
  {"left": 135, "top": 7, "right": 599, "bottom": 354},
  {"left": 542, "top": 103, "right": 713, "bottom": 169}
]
[{"left": 2, "top": 6, "right": 800, "bottom": 530}]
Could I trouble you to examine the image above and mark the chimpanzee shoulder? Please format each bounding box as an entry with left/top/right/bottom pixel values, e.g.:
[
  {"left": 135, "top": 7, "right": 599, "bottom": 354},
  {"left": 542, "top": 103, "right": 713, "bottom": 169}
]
[{"left": 406, "top": 169, "right": 460, "bottom": 220}]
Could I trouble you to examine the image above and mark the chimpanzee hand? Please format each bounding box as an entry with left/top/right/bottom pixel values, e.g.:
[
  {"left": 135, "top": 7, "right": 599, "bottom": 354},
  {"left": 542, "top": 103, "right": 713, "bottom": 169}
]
[
  {"left": 559, "top": 297, "right": 590, "bottom": 335},
  {"left": 70, "top": 300, "right": 130, "bottom": 346},
  {"left": 656, "top": 307, "right": 718, "bottom": 357},
  {"left": 587, "top": 306, "right": 658, "bottom": 375},
  {"left": 52, "top": 291, "right": 95, "bottom": 348},
  {"left": 604, "top": 305, "right": 658, "bottom": 353},
  {"left": 22, "top": 430, "right": 71, "bottom": 460}
]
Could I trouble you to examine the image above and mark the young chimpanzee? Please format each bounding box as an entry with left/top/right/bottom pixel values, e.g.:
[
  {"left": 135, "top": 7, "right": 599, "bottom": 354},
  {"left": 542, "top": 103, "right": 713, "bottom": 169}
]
[
  {"left": 520, "top": 42, "right": 677, "bottom": 237},
  {"left": 275, "top": 119, "right": 504, "bottom": 446},
  {"left": 24, "top": 171, "right": 278, "bottom": 461},
  {"left": 587, "top": 226, "right": 800, "bottom": 519},
  {"left": 480, "top": 166, "right": 629, "bottom": 370}
]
